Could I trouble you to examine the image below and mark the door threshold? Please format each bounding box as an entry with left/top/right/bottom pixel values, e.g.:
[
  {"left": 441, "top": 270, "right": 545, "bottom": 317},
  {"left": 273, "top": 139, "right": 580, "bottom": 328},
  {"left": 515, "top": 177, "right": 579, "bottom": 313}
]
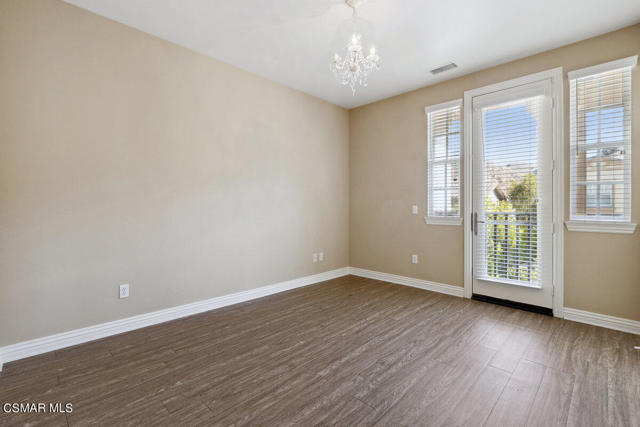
[{"left": 472, "top": 294, "right": 553, "bottom": 316}]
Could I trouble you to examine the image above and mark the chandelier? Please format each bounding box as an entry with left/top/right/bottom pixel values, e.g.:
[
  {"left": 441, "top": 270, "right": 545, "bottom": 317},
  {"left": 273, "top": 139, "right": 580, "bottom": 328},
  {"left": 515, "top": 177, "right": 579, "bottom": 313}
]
[{"left": 330, "top": 0, "right": 380, "bottom": 95}]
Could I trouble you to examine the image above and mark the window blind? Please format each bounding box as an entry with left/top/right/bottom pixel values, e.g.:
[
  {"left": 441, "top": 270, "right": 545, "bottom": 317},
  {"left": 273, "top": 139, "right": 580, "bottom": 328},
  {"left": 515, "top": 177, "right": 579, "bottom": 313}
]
[
  {"left": 474, "top": 94, "right": 551, "bottom": 286},
  {"left": 569, "top": 57, "right": 636, "bottom": 222},
  {"left": 426, "top": 100, "right": 462, "bottom": 220}
]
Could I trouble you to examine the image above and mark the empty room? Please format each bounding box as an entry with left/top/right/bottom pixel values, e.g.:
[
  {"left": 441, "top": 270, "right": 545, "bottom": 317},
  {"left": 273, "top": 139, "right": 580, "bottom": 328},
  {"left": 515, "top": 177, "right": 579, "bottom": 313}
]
[{"left": 1, "top": 0, "right": 639, "bottom": 425}]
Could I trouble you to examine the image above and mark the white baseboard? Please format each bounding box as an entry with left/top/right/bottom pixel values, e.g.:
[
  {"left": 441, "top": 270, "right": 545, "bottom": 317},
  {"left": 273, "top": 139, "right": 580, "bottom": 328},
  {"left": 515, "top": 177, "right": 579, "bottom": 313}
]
[
  {"left": 348, "top": 268, "right": 640, "bottom": 336},
  {"left": 3, "top": 267, "right": 638, "bottom": 371},
  {"left": 348, "top": 267, "right": 465, "bottom": 298},
  {"left": 563, "top": 307, "right": 640, "bottom": 335},
  {"left": 0, "top": 267, "right": 350, "bottom": 371}
]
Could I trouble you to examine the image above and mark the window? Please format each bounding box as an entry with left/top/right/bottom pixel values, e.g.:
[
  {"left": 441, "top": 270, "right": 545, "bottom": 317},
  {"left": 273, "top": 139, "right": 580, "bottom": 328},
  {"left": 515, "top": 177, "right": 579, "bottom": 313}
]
[
  {"left": 425, "top": 99, "right": 462, "bottom": 225},
  {"left": 567, "top": 56, "right": 637, "bottom": 234}
]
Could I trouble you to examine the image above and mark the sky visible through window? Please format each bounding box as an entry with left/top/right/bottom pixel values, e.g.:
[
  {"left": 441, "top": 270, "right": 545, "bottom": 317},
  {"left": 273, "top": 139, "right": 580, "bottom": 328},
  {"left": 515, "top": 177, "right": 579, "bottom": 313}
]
[{"left": 483, "top": 104, "right": 538, "bottom": 166}]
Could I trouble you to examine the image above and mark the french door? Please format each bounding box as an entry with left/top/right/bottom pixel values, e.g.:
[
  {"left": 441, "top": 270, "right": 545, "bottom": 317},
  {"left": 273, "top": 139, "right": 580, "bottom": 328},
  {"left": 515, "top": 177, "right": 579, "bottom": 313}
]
[{"left": 470, "top": 79, "right": 554, "bottom": 309}]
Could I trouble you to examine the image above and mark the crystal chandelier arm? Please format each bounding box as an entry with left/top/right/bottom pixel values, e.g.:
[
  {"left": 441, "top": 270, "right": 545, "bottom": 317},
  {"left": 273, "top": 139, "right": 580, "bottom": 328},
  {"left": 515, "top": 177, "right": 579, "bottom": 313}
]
[{"left": 329, "top": 0, "right": 380, "bottom": 95}]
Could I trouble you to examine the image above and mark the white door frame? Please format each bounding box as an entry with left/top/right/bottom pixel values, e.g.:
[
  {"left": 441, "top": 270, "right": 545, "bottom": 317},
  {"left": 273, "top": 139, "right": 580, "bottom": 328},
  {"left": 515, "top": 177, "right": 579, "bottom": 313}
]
[{"left": 463, "top": 68, "right": 565, "bottom": 317}]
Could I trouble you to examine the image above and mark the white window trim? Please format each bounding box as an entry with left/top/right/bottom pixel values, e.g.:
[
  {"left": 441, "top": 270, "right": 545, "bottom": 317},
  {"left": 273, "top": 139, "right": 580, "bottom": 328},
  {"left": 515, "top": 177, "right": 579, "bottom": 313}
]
[
  {"left": 424, "top": 216, "right": 464, "bottom": 226},
  {"left": 567, "top": 55, "right": 637, "bottom": 233},
  {"left": 424, "top": 98, "right": 463, "bottom": 115},
  {"left": 567, "top": 55, "right": 637, "bottom": 80},
  {"left": 425, "top": 98, "right": 463, "bottom": 225},
  {"left": 565, "top": 220, "right": 637, "bottom": 234}
]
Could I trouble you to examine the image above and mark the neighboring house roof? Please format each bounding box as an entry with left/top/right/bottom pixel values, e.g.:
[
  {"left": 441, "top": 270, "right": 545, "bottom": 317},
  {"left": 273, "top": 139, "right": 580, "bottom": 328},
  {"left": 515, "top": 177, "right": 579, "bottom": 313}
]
[{"left": 484, "top": 162, "right": 536, "bottom": 201}]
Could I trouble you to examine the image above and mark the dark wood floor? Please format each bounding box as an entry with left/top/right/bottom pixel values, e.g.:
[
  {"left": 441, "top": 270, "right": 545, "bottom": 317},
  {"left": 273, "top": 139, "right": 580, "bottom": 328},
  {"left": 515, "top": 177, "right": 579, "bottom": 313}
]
[{"left": 1, "top": 275, "right": 638, "bottom": 426}]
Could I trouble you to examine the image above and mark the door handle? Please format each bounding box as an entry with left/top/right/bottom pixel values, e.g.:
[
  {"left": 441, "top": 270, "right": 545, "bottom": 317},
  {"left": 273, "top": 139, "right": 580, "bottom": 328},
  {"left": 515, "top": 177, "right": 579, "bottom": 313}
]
[
  {"left": 471, "top": 212, "right": 475, "bottom": 233},
  {"left": 473, "top": 212, "right": 485, "bottom": 235}
]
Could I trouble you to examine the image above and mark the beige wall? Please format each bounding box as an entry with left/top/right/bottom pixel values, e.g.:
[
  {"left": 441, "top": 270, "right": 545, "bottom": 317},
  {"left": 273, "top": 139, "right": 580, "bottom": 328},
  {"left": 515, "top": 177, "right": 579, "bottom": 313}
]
[
  {"left": 0, "top": 0, "right": 349, "bottom": 346},
  {"left": 350, "top": 25, "right": 640, "bottom": 321},
  {"left": 2, "top": 1, "right": 639, "bottom": 349}
]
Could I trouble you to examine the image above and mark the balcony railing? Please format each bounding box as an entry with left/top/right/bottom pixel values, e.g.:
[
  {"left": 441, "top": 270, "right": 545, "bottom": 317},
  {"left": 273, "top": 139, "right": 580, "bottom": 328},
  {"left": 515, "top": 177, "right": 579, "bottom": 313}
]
[{"left": 482, "top": 211, "right": 538, "bottom": 284}]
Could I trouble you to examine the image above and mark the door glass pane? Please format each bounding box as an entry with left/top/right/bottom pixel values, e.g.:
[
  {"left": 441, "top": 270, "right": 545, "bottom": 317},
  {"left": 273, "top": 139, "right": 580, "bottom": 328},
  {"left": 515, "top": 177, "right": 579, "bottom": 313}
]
[{"left": 478, "top": 97, "right": 542, "bottom": 286}]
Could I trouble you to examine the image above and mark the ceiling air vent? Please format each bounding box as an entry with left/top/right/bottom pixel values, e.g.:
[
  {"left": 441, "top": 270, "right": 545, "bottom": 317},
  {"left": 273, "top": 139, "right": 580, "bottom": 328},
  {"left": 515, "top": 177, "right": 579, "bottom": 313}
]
[{"left": 430, "top": 63, "right": 458, "bottom": 75}]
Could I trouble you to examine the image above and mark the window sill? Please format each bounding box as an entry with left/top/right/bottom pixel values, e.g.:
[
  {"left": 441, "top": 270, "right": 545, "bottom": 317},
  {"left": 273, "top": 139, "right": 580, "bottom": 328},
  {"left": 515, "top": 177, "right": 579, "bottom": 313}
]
[
  {"left": 424, "top": 216, "right": 463, "bottom": 226},
  {"left": 565, "top": 220, "right": 637, "bottom": 234}
]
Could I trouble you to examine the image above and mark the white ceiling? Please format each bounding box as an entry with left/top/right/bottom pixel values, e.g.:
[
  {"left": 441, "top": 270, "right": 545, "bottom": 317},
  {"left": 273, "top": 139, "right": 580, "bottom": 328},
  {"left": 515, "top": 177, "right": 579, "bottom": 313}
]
[{"left": 65, "top": 0, "right": 640, "bottom": 109}]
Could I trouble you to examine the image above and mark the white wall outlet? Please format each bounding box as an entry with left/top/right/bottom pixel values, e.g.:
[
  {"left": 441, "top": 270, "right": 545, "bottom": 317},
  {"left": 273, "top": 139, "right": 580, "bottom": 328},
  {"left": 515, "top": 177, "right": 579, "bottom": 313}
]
[
  {"left": 313, "top": 253, "right": 318, "bottom": 263},
  {"left": 412, "top": 205, "right": 419, "bottom": 214},
  {"left": 119, "top": 284, "right": 130, "bottom": 299},
  {"left": 411, "top": 254, "right": 418, "bottom": 264},
  {"left": 319, "top": 252, "right": 324, "bottom": 261}
]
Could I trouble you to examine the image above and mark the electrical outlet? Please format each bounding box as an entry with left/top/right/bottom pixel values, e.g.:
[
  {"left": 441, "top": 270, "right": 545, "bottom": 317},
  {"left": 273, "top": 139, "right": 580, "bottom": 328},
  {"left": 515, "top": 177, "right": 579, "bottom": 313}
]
[
  {"left": 411, "top": 254, "right": 418, "bottom": 264},
  {"left": 119, "top": 284, "right": 129, "bottom": 299},
  {"left": 412, "top": 205, "right": 418, "bottom": 214},
  {"left": 313, "top": 253, "right": 318, "bottom": 263},
  {"left": 319, "top": 252, "right": 324, "bottom": 261}
]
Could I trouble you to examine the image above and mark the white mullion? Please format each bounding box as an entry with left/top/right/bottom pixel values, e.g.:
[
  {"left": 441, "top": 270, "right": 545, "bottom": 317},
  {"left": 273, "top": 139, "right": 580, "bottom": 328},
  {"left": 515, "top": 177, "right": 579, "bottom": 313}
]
[
  {"left": 580, "top": 102, "right": 623, "bottom": 114},
  {"left": 430, "top": 159, "right": 458, "bottom": 166},
  {"left": 432, "top": 130, "right": 461, "bottom": 138},
  {"left": 576, "top": 141, "right": 625, "bottom": 151},
  {"left": 576, "top": 180, "right": 624, "bottom": 187}
]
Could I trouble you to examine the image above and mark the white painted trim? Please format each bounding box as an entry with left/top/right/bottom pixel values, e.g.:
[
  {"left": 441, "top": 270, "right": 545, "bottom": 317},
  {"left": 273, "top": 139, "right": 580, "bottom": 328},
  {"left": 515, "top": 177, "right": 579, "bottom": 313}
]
[
  {"left": 3, "top": 266, "right": 638, "bottom": 371},
  {"left": 464, "top": 88, "right": 474, "bottom": 300},
  {"left": 349, "top": 267, "right": 465, "bottom": 298},
  {"left": 463, "top": 68, "right": 565, "bottom": 317},
  {"left": 424, "top": 216, "right": 463, "bottom": 226},
  {"left": 0, "top": 267, "right": 350, "bottom": 371},
  {"left": 352, "top": 267, "right": 639, "bottom": 336},
  {"left": 551, "top": 67, "right": 565, "bottom": 319},
  {"left": 565, "top": 220, "right": 637, "bottom": 234},
  {"left": 424, "top": 98, "right": 462, "bottom": 115},
  {"left": 567, "top": 55, "right": 637, "bottom": 80},
  {"left": 564, "top": 307, "right": 640, "bottom": 335}
]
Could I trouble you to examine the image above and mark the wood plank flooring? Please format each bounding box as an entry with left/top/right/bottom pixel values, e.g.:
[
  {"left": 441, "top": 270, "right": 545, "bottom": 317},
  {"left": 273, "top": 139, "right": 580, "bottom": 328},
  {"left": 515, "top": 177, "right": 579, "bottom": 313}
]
[{"left": 1, "top": 275, "right": 638, "bottom": 426}]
